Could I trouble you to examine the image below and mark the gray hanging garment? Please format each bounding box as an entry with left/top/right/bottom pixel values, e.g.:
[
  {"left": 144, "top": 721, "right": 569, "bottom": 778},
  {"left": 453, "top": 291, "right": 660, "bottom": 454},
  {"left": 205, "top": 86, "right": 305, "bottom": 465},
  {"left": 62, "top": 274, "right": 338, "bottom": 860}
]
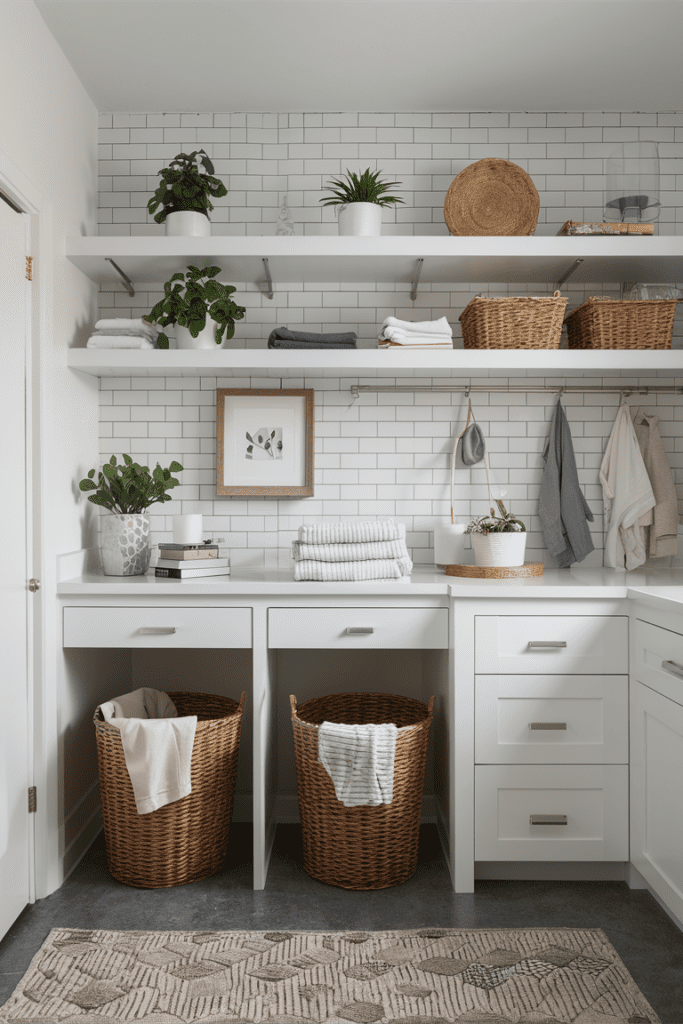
[
  {"left": 538, "top": 397, "right": 595, "bottom": 567},
  {"left": 455, "top": 400, "right": 486, "bottom": 467}
]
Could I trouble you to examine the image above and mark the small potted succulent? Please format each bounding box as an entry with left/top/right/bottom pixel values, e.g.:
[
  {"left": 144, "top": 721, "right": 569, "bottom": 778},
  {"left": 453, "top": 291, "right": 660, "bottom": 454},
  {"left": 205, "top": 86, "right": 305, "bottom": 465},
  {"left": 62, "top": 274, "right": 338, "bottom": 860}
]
[
  {"left": 79, "top": 455, "right": 183, "bottom": 576},
  {"left": 146, "top": 265, "right": 246, "bottom": 349},
  {"left": 466, "top": 499, "right": 527, "bottom": 567},
  {"left": 319, "top": 168, "right": 404, "bottom": 236},
  {"left": 147, "top": 150, "right": 227, "bottom": 237}
]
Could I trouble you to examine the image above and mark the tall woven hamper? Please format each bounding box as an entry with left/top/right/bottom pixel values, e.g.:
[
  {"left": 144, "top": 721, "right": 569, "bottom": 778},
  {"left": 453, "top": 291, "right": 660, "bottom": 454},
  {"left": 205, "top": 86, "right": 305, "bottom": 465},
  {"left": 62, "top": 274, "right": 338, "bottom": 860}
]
[
  {"left": 94, "top": 690, "right": 246, "bottom": 888},
  {"left": 290, "top": 691, "right": 434, "bottom": 890}
]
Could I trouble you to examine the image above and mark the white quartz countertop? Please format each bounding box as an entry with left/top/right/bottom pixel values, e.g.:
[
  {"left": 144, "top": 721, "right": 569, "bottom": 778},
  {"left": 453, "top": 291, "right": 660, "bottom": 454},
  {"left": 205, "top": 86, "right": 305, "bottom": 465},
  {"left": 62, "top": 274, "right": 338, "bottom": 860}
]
[
  {"left": 57, "top": 565, "right": 683, "bottom": 598},
  {"left": 626, "top": 585, "right": 683, "bottom": 615}
]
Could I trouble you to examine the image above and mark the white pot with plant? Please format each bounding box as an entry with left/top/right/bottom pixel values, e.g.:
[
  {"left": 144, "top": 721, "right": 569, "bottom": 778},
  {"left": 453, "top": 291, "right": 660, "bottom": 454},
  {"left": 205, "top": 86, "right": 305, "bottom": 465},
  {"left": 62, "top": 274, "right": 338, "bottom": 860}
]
[
  {"left": 147, "top": 150, "right": 227, "bottom": 236},
  {"left": 79, "top": 455, "right": 184, "bottom": 576},
  {"left": 146, "top": 265, "right": 246, "bottom": 350},
  {"left": 320, "top": 168, "right": 404, "bottom": 236},
  {"left": 466, "top": 500, "right": 527, "bottom": 567}
]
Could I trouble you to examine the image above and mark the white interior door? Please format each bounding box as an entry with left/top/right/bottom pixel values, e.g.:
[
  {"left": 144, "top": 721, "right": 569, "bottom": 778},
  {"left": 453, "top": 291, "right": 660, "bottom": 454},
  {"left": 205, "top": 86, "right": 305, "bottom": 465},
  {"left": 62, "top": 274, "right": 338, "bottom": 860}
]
[{"left": 0, "top": 195, "right": 31, "bottom": 940}]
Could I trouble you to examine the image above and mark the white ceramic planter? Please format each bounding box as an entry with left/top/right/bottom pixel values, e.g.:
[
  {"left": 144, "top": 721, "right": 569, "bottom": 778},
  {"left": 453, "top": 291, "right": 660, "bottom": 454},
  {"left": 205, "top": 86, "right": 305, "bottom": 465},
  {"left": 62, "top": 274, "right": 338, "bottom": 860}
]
[
  {"left": 472, "top": 531, "right": 527, "bottom": 567},
  {"left": 100, "top": 513, "right": 150, "bottom": 576},
  {"left": 165, "top": 210, "right": 211, "bottom": 237},
  {"left": 434, "top": 523, "right": 467, "bottom": 568},
  {"left": 175, "top": 319, "right": 222, "bottom": 350},
  {"left": 337, "top": 202, "right": 383, "bottom": 236}
]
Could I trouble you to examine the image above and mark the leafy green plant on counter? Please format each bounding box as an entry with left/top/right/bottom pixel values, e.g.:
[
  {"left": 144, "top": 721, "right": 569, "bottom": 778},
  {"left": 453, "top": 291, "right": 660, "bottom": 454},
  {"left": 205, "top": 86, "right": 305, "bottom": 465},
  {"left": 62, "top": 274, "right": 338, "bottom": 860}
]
[
  {"left": 147, "top": 150, "right": 227, "bottom": 224},
  {"left": 79, "top": 454, "right": 183, "bottom": 514},
  {"left": 466, "top": 499, "right": 526, "bottom": 534},
  {"left": 319, "top": 168, "right": 404, "bottom": 207},
  {"left": 146, "top": 265, "right": 246, "bottom": 348}
]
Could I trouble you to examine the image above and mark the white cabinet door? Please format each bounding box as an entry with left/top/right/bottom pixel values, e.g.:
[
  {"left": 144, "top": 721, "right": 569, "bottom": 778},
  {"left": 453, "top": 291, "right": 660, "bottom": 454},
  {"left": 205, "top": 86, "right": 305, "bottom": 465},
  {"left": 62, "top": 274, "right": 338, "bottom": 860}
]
[{"left": 631, "top": 679, "right": 683, "bottom": 924}]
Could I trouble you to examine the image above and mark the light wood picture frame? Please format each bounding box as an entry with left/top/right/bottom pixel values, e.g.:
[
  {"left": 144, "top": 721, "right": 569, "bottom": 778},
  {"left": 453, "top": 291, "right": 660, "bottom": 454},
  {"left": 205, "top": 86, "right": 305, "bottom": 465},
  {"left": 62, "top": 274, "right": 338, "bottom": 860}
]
[{"left": 216, "top": 388, "right": 314, "bottom": 497}]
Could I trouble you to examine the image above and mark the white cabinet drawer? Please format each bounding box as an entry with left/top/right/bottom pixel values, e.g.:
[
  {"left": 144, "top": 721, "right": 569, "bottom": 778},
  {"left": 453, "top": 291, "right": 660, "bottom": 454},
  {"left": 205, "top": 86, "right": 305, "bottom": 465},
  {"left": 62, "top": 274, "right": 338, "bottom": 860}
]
[
  {"left": 268, "top": 607, "right": 448, "bottom": 649},
  {"left": 475, "top": 615, "right": 628, "bottom": 674},
  {"left": 633, "top": 618, "right": 683, "bottom": 706},
  {"left": 475, "top": 764, "right": 628, "bottom": 861},
  {"left": 63, "top": 606, "right": 252, "bottom": 648},
  {"left": 475, "top": 675, "right": 628, "bottom": 765}
]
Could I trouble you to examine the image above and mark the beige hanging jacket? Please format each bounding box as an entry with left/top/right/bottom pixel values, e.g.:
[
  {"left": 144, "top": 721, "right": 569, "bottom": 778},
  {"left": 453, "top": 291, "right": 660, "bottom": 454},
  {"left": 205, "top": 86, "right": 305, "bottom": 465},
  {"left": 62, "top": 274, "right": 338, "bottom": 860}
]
[{"left": 632, "top": 406, "right": 680, "bottom": 559}]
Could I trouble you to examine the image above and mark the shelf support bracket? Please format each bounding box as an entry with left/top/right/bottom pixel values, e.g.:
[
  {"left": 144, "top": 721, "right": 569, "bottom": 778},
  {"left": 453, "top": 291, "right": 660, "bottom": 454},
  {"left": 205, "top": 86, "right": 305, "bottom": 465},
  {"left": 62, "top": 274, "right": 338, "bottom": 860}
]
[
  {"left": 258, "top": 257, "right": 274, "bottom": 300},
  {"left": 410, "top": 258, "right": 424, "bottom": 301},
  {"left": 554, "top": 257, "right": 583, "bottom": 292},
  {"left": 105, "top": 257, "right": 135, "bottom": 297}
]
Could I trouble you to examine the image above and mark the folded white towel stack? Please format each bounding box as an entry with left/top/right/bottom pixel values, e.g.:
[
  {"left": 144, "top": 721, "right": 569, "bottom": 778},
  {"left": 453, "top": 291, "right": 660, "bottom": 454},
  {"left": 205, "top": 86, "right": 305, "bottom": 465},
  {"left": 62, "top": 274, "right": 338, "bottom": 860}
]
[
  {"left": 99, "top": 687, "right": 197, "bottom": 815},
  {"left": 378, "top": 315, "right": 453, "bottom": 348},
  {"left": 292, "top": 519, "right": 412, "bottom": 581},
  {"left": 87, "top": 317, "right": 161, "bottom": 350},
  {"left": 318, "top": 720, "right": 398, "bottom": 806}
]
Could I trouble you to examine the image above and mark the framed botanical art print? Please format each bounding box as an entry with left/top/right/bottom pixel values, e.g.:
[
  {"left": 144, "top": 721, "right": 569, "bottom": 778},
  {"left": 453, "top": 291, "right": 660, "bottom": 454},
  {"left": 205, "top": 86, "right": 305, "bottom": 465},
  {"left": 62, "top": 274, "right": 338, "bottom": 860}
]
[{"left": 216, "top": 389, "right": 314, "bottom": 497}]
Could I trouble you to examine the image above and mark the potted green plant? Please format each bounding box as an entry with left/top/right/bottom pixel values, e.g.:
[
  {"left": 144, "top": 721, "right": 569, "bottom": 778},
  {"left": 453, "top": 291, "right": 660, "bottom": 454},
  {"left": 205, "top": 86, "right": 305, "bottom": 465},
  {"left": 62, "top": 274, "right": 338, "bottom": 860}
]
[
  {"left": 319, "top": 168, "right": 404, "bottom": 236},
  {"left": 147, "top": 150, "right": 227, "bottom": 237},
  {"left": 146, "top": 265, "right": 246, "bottom": 349},
  {"left": 79, "top": 455, "right": 183, "bottom": 576},
  {"left": 466, "top": 499, "right": 527, "bottom": 567}
]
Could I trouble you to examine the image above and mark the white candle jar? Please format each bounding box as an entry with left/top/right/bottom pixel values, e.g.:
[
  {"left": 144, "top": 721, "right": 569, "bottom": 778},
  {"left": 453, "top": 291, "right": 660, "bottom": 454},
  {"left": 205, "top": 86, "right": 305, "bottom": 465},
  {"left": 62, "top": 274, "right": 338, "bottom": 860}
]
[{"left": 434, "top": 523, "right": 467, "bottom": 568}]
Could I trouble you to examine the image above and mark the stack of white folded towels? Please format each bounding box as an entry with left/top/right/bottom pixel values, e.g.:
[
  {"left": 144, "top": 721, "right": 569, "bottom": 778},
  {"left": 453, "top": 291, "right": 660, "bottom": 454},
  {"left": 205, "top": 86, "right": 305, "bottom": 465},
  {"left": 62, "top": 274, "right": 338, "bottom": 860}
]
[
  {"left": 291, "top": 520, "right": 413, "bottom": 581},
  {"left": 378, "top": 315, "right": 453, "bottom": 348},
  {"left": 87, "top": 317, "right": 161, "bottom": 350}
]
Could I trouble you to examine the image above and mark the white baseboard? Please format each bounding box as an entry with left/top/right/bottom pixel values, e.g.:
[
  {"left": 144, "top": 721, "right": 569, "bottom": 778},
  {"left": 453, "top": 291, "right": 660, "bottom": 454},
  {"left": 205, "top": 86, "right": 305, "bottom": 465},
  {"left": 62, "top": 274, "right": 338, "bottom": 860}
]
[
  {"left": 62, "top": 779, "right": 104, "bottom": 881},
  {"left": 475, "top": 862, "right": 628, "bottom": 882},
  {"left": 626, "top": 862, "right": 683, "bottom": 934}
]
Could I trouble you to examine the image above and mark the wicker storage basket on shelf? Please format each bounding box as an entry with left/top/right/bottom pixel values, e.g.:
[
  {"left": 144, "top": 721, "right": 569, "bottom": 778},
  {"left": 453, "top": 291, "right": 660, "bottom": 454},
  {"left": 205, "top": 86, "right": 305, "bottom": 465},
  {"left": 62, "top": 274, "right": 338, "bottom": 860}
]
[
  {"left": 94, "top": 690, "right": 245, "bottom": 888},
  {"left": 459, "top": 290, "right": 568, "bottom": 350},
  {"left": 564, "top": 297, "right": 677, "bottom": 350},
  {"left": 290, "top": 691, "right": 434, "bottom": 890}
]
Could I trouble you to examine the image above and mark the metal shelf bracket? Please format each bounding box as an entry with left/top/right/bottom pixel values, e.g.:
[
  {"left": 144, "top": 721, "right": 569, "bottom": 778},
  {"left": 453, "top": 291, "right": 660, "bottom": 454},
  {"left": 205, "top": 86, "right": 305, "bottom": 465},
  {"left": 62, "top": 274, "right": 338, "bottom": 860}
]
[
  {"left": 554, "top": 257, "right": 584, "bottom": 291},
  {"left": 410, "top": 258, "right": 424, "bottom": 301},
  {"left": 105, "top": 257, "right": 135, "bottom": 297},
  {"left": 258, "top": 257, "right": 274, "bottom": 300}
]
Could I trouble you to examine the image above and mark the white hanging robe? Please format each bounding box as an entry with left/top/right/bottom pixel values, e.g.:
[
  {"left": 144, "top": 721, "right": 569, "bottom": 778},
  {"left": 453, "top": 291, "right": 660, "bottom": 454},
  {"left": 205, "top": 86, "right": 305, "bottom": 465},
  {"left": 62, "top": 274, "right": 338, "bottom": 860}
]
[{"left": 599, "top": 402, "right": 656, "bottom": 569}]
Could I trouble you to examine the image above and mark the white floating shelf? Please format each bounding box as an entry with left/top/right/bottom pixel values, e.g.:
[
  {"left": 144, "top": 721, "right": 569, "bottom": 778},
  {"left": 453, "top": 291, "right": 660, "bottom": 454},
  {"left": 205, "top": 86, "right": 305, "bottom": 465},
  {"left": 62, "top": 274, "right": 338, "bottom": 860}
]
[
  {"left": 66, "top": 348, "right": 683, "bottom": 379},
  {"left": 65, "top": 235, "right": 683, "bottom": 289}
]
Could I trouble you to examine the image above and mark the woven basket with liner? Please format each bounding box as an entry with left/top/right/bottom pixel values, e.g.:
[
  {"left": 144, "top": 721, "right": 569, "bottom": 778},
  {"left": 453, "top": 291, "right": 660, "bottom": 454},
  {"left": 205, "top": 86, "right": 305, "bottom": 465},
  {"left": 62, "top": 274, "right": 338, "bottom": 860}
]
[
  {"left": 565, "top": 296, "right": 677, "bottom": 350},
  {"left": 459, "top": 290, "right": 568, "bottom": 349},
  {"left": 290, "top": 691, "right": 433, "bottom": 890},
  {"left": 95, "top": 690, "right": 245, "bottom": 888},
  {"left": 444, "top": 158, "right": 539, "bottom": 236}
]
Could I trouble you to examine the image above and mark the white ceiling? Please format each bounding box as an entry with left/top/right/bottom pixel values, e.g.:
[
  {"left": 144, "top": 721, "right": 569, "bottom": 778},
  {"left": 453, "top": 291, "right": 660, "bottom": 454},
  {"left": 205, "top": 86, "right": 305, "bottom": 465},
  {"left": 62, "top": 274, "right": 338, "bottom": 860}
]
[{"left": 35, "top": 1, "right": 683, "bottom": 114}]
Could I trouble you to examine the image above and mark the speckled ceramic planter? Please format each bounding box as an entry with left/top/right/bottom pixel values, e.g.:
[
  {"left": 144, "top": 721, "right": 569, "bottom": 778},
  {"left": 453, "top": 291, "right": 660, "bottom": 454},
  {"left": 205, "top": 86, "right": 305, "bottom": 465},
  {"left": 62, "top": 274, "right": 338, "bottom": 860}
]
[
  {"left": 99, "top": 513, "right": 151, "bottom": 576},
  {"left": 472, "top": 530, "right": 527, "bottom": 567}
]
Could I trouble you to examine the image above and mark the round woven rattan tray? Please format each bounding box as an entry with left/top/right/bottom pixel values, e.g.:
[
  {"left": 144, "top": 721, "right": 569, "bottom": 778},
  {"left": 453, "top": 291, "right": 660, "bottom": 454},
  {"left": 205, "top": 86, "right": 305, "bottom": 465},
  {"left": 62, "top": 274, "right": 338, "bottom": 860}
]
[
  {"left": 445, "top": 563, "right": 544, "bottom": 579},
  {"left": 444, "top": 158, "right": 540, "bottom": 236}
]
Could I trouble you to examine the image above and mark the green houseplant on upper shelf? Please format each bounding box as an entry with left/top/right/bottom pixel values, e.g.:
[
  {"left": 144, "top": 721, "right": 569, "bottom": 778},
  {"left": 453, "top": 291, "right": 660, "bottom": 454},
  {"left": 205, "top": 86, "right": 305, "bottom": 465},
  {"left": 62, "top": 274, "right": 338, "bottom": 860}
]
[
  {"left": 320, "top": 168, "right": 404, "bottom": 236},
  {"left": 466, "top": 499, "right": 527, "bottom": 567},
  {"left": 79, "top": 454, "right": 183, "bottom": 576},
  {"left": 147, "top": 150, "right": 227, "bottom": 237},
  {"left": 146, "top": 265, "right": 247, "bottom": 349}
]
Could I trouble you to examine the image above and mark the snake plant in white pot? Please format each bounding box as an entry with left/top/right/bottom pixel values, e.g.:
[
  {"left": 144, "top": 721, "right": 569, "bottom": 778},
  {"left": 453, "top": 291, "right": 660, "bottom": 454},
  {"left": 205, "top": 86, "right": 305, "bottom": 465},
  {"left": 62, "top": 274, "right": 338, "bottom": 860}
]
[
  {"left": 466, "top": 500, "right": 527, "bottom": 567},
  {"left": 319, "top": 168, "right": 404, "bottom": 236}
]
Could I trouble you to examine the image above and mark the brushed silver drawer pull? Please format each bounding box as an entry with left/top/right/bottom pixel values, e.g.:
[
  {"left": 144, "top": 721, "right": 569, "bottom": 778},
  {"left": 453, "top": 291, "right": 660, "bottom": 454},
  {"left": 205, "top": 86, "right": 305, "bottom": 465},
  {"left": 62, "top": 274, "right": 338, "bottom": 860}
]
[
  {"left": 530, "top": 814, "right": 568, "bottom": 825},
  {"left": 139, "top": 627, "right": 177, "bottom": 635},
  {"left": 529, "top": 722, "right": 567, "bottom": 731},
  {"left": 346, "top": 627, "right": 374, "bottom": 635},
  {"left": 662, "top": 659, "right": 683, "bottom": 679},
  {"left": 528, "top": 641, "right": 567, "bottom": 648}
]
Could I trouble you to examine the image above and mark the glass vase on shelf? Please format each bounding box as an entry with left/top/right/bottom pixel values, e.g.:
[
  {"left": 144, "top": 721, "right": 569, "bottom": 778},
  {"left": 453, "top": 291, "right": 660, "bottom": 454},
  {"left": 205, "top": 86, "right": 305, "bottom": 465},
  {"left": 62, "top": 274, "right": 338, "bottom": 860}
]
[
  {"left": 276, "top": 195, "right": 295, "bottom": 236},
  {"left": 603, "top": 141, "right": 660, "bottom": 224}
]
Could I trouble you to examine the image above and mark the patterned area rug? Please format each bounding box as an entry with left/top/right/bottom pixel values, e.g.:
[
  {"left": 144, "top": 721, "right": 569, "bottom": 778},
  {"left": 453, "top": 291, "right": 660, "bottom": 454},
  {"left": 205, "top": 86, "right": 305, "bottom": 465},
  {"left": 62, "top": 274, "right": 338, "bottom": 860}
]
[{"left": 0, "top": 927, "right": 660, "bottom": 1024}]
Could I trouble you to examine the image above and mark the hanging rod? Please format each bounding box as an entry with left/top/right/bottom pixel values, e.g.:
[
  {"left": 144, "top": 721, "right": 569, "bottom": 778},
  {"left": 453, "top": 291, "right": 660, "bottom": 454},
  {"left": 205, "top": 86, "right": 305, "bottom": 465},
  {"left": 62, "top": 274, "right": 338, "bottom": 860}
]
[
  {"left": 105, "top": 257, "right": 135, "bottom": 297},
  {"left": 350, "top": 383, "right": 683, "bottom": 398},
  {"left": 410, "top": 258, "right": 424, "bottom": 301}
]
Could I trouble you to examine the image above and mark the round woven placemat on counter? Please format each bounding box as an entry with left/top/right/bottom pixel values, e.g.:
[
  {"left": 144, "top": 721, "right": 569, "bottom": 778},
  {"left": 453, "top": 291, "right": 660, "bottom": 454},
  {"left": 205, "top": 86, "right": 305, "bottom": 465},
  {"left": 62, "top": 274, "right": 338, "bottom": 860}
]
[
  {"left": 444, "top": 158, "right": 540, "bottom": 236},
  {"left": 445, "top": 563, "right": 544, "bottom": 579}
]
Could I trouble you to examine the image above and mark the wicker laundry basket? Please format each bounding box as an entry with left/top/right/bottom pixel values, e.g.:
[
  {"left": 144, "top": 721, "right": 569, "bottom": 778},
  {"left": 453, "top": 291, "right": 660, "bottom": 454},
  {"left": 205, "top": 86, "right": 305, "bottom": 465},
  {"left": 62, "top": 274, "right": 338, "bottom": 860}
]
[
  {"left": 459, "top": 290, "right": 567, "bottom": 349},
  {"left": 94, "top": 690, "right": 245, "bottom": 888},
  {"left": 290, "top": 691, "right": 434, "bottom": 890},
  {"left": 565, "top": 296, "right": 677, "bottom": 350}
]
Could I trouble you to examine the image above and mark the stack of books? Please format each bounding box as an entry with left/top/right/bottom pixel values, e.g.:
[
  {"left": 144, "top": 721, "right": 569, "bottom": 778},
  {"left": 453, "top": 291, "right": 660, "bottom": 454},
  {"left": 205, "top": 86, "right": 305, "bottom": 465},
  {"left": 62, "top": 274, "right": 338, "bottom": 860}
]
[{"left": 154, "top": 541, "right": 231, "bottom": 579}]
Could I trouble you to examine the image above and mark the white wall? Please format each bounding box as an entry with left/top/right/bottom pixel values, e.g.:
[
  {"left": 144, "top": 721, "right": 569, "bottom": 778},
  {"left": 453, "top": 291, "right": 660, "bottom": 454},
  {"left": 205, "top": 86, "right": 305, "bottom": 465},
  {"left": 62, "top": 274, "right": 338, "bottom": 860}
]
[
  {"left": 1, "top": 1, "right": 99, "bottom": 892},
  {"left": 95, "top": 110, "right": 683, "bottom": 568}
]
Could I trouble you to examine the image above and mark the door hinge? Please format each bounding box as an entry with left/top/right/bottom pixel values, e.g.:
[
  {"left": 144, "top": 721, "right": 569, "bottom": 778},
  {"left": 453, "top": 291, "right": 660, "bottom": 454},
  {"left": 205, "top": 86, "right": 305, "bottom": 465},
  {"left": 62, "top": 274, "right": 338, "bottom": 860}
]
[
  {"left": 28, "top": 787, "right": 37, "bottom": 813},
  {"left": 26, "top": 256, "right": 33, "bottom": 281}
]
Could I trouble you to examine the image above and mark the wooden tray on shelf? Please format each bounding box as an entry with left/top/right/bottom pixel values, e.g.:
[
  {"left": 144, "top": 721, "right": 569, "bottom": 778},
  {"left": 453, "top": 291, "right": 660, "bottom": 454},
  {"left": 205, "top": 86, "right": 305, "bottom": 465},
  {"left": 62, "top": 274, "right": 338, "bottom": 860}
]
[{"left": 445, "top": 563, "right": 544, "bottom": 579}]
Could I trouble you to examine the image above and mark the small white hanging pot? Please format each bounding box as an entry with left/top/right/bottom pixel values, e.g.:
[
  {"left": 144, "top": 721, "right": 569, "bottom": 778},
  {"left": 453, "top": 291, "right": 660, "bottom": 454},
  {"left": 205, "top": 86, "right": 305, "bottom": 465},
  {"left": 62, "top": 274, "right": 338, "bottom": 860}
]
[
  {"left": 175, "top": 318, "right": 223, "bottom": 350},
  {"left": 100, "top": 513, "right": 150, "bottom": 576},
  {"left": 165, "top": 210, "right": 211, "bottom": 237},
  {"left": 337, "top": 202, "right": 383, "bottom": 236},
  {"left": 472, "top": 531, "right": 527, "bottom": 568}
]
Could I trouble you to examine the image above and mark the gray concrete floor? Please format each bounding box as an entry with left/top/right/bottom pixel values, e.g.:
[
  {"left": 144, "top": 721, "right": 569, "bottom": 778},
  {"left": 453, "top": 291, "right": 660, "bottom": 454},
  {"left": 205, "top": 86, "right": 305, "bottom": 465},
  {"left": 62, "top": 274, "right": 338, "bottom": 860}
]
[{"left": 1, "top": 825, "right": 682, "bottom": 1022}]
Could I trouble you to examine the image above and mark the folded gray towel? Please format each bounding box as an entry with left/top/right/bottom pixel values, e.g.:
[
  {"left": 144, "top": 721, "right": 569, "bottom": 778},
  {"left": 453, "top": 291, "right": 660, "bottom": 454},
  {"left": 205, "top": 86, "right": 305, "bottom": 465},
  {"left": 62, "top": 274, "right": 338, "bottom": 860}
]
[{"left": 268, "top": 327, "right": 358, "bottom": 348}]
